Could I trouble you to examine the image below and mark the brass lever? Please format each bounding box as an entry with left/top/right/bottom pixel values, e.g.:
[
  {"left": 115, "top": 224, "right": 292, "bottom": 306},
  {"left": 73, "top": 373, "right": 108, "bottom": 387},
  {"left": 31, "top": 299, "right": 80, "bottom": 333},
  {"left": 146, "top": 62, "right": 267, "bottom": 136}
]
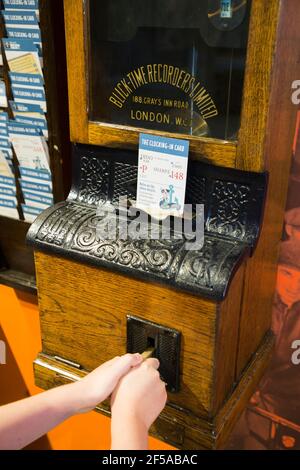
[{"left": 141, "top": 346, "right": 155, "bottom": 361}]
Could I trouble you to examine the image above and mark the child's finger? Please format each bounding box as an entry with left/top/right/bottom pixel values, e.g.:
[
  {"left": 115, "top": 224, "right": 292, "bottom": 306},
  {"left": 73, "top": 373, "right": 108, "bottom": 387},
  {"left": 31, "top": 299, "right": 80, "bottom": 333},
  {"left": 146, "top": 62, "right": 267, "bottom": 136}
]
[
  {"left": 111, "top": 353, "right": 143, "bottom": 376},
  {"left": 143, "top": 358, "right": 160, "bottom": 370}
]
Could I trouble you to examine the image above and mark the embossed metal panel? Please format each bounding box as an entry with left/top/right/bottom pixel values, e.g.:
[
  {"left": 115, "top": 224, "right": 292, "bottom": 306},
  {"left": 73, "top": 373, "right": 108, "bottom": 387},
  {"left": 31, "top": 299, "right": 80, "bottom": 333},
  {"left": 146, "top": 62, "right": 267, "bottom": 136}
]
[{"left": 27, "top": 144, "right": 267, "bottom": 301}]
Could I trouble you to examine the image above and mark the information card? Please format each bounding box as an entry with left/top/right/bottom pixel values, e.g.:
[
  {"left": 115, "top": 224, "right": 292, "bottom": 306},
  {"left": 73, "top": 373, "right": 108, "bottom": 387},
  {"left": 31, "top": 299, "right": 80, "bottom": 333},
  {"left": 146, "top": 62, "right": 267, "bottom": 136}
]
[{"left": 136, "top": 133, "right": 189, "bottom": 219}]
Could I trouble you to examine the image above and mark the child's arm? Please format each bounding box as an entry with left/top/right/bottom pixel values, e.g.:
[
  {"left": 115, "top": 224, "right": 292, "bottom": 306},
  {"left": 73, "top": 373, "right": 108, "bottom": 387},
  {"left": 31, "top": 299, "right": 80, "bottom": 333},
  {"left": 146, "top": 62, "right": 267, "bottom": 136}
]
[
  {"left": 0, "top": 353, "right": 142, "bottom": 450},
  {"left": 111, "top": 358, "right": 167, "bottom": 450}
]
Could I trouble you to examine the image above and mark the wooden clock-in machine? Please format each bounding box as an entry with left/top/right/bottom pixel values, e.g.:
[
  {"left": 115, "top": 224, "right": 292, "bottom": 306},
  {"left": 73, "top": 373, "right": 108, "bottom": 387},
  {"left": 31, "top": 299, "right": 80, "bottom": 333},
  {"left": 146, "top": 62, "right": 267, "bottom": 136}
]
[{"left": 27, "top": 0, "right": 300, "bottom": 449}]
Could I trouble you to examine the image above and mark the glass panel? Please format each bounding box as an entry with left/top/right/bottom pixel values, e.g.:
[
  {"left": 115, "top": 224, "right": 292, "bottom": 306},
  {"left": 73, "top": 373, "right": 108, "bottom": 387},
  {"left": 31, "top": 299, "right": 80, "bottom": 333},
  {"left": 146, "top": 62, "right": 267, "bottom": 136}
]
[{"left": 88, "top": 0, "right": 251, "bottom": 140}]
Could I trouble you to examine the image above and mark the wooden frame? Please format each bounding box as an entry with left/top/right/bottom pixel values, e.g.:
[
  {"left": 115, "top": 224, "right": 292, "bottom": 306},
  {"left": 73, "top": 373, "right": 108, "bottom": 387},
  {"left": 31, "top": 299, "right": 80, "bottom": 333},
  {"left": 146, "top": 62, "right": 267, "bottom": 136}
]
[{"left": 64, "top": 0, "right": 283, "bottom": 170}]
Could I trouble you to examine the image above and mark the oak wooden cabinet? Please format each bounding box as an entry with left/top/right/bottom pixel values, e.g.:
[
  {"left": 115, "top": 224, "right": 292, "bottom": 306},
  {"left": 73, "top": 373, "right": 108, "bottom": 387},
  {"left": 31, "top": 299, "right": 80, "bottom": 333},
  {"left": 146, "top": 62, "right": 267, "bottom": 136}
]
[{"left": 27, "top": 0, "right": 300, "bottom": 449}]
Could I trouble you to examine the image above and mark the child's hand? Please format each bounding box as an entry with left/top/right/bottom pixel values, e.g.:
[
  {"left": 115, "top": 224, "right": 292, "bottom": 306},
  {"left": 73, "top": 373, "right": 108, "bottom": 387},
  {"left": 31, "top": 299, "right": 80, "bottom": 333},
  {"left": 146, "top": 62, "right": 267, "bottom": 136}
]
[
  {"left": 110, "top": 358, "right": 167, "bottom": 449},
  {"left": 71, "top": 353, "right": 143, "bottom": 413}
]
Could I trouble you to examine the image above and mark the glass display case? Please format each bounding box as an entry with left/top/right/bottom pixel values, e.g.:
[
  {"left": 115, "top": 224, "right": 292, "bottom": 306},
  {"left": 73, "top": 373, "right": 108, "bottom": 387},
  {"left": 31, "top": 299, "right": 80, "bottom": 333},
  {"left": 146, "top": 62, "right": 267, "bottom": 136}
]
[
  {"left": 88, "top": 0, "right": 251, "bottom": 140},
  {"left": 63, "top": 0, "right": 268, "bottom": 163}
]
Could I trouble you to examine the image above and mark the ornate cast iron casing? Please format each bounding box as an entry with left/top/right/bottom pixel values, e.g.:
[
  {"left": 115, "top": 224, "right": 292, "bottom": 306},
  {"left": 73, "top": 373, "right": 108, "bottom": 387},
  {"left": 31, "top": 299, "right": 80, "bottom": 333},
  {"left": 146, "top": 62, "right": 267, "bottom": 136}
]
[{"left": 27, "top": 144, "right": 267, "bottom": 301}]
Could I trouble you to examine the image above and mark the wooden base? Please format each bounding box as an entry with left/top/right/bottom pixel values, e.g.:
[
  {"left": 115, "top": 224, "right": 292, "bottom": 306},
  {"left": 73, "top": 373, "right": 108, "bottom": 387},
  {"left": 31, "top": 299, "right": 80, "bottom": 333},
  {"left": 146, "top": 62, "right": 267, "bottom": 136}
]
[
  {"left": 32, "top": 251, "right": 274, "bottom": 448},
  {"left": 34, "top": 332, "right": 274, "bottom": 450}
]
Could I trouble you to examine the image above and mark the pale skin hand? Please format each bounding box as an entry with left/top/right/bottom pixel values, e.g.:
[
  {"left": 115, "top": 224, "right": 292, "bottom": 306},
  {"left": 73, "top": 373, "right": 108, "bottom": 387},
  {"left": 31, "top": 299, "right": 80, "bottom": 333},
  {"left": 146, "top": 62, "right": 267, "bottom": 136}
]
[
  {"left": 111, "top": 358, "right": 168, "bottom": 450},
  {"left": 0, "top": 353, "right": 142, "bottom": 450}
]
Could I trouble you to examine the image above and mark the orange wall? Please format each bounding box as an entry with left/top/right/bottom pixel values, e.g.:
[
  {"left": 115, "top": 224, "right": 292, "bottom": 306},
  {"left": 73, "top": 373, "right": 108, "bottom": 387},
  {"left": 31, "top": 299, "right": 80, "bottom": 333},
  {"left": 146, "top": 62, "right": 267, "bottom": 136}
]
[{"left": 0, "top": 285, "right": 173, "bottom": 450}]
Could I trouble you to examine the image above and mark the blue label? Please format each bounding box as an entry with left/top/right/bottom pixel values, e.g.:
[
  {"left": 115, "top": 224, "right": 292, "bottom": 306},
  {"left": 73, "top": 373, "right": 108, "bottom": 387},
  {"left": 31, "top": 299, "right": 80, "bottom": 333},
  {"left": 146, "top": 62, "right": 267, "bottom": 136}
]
[
  {"left": 2, "top": 12, "right": 38, "bottom": 25},
  {"left": 0, "top": 112, "right": 8, "bottom": 122},
  {"left": 0, "top": 139, "right": 11, "bottom": 148},
  {"left": 24, "top": 191, "right": 53, "bottom": 205},
  {"left": 9, "top": 100, "right": 44, "bottom": 115},
  {"left": 20, "top": 167, "right": 51, "bottom": 181},
  {"left": 20, "top": 179, "right": 52, "bottom": 193},
  {"left": 16, "top": 116, "right": 47, "bottom": 130},
  {"left": 6, "top": 27, "right": 41, "bottom": 42},
  {"left": 139, "top": 133, "right": 189, "bottom": 158},
  {"left": 4, "top": 0, "right": 39, "bottom": 9},
  {"left": 8, "top": 120, "right": 42, "bottom": 136},
  {"left": 2, "top": 37, "right": 38, "bottom": 53},
  {"left": 0, "top": 197, "right": 16, "bottom": 208},
  {"left": 22, "top": 203, "right": 43, "bottom": 215},
  {"left": 0, "top": 175, "right": 15, "bottom": 186},
  {"left": 220, "top": 0, "right": 232, "bottom": 18},
  {"left": 0, "top": 127, "right": 8, "bottom": 137},
  {"left": 9, "top": 72, "right": 44, "bottom": 86},
  {"left": 12, "top": 85, "right": 45, "bottom": 102},
  {"left": 0, "top": 186, "right": 16, "bottom": 196}
]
